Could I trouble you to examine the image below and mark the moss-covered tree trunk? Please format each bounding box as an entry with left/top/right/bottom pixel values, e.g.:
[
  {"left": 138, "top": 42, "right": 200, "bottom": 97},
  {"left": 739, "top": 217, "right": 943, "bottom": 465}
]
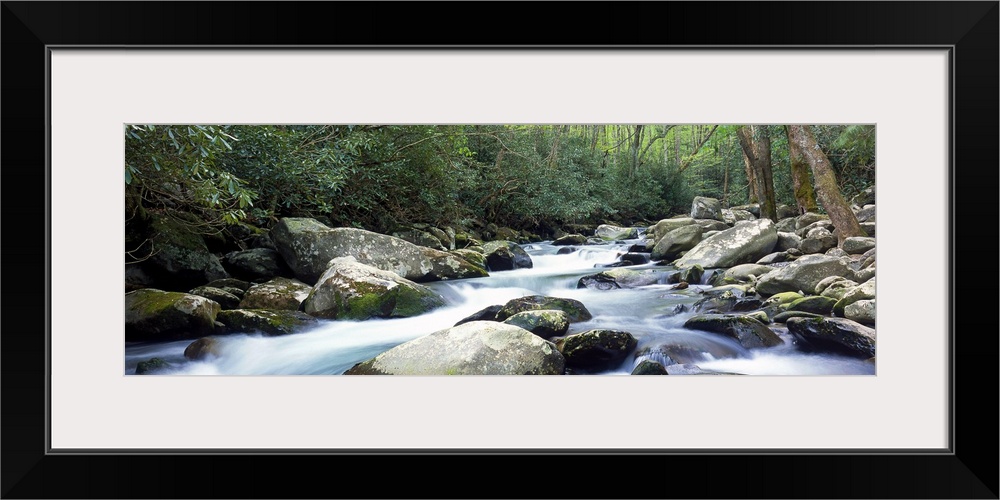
[
  {"left": 786, "top": 125, "right": 864, "bottom": 244},
  {"left": 785, "top": 126, "right": 819, "bottom": 215},
  {"left": 737, "top": 125, "right": 777, "bottom": 221}
]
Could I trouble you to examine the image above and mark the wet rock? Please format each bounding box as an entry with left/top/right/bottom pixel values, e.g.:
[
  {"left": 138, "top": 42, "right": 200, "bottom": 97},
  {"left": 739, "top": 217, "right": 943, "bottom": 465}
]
[
  {"left": 649, "top": 217, "right": 696, "bottom": 243},
  {"left": 184, "top": 337, "right": 222, "bottom": 360},
  {"left": 344, "top": 321, "right": 565, "bottom": 375},
  {"left": 595, "top": 224, "right": 638, "bottom": 241},
  {"left": 556, "top": 247, "right": 577, "bottom": 255},
  {"left": 631, "top": 360, "right": 668, "bottom": 375},
  {"left": 756, "top": 252, "right": 788, "bottom": 265},
  {"left": 619, "top": 253, "right": 650, "bottom": 266},
  {"left": 684, "top": 313, "right": 783, "bottom": 348},
  {"left": 577, "top": 268, "right": 664, "bottom": 290},
  {"left": 772, "top": 311, "right": 824, "bottom": 323},
  {"left": 678, "top": 264, "right": 704, "bottom": 284},
  {"left": 482, "top": 240, "right": 533, "bottom": 271},
  {"left": 496, "top": 295, "right": 593, "bottom": 323},
  {"left": 786, "top": 296, "right": 838, "bottom": 315},
  {"left": 454, "top": 305, "right": 503, "bottom": 326},
  {"left": 556, "top": 329, "right": 637, "bottom": 372},
  {"left": 833, "top": 278, "right": 875, "bottom": 317},
  {"left": 844, "top": 299, "right": 876, "bottom": 326},
  {"left": 722, "top": 264, "right": 774, "bottom": 283},
  {"left": 786, "top": 317, "right": 875, "bottom": 358},
  {"left": 135, "top": 357, "right": 170, "bottom": 375}
]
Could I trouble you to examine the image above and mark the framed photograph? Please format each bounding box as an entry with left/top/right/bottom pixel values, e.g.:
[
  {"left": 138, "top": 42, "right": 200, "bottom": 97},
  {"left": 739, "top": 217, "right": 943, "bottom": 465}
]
[{"left": 4, "top": 2, "right": 996, "bottom": 498}]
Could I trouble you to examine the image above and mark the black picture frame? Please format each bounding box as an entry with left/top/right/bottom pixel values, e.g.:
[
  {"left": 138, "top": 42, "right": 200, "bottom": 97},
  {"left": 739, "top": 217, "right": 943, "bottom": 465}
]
[{"left": 3, "top": 2, "right": 997, "bottom": 498}]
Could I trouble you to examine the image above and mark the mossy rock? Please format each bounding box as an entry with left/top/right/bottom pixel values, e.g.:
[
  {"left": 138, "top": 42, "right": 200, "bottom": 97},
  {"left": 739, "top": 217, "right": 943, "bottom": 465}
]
[
  {"left": 502, "top": 309, "right": 569, "bottom": 339},
  {"left": 184, "top": 337, "right": 222, "bottom": 360},
  {"left": 631, "top": 360, "right": 669, "bottom": 375},
  {"left": 450, "top": 249, "right": 486, "bottom": 269},
  {"left": 135, "top": 357, "right": 170, "bottom": 375},
  {"left": 556, "top": 329, "right": 637, "bottom": 372},
  {"left": 833, "top": 278, "right": 876, "bottom": 317},
  {"left": 786, "top": 317, "right": 875, "bottom": 358},
  {"left": 239, "top": 277, "right": 312, "bottom": 311},
  {"left": 217, "top": 309, "right": 318, "bottom": 336},
  {"left": 303, "top": 257, "right": 446, "bottom": 320},
  {"left": 125, "top": 288, "right": 221, "bottom": 342},
  {"left": 144, "top": 211, "right": 229, "bottom": 290},
  {"left": 772, "top": 311, "right": 823, "bottom": 323},
  {"left": 495, "top": 295, "right": 593, "bottom": 323},
  {"left": 189, "top": 286, "right": 241, "bottom": 310},
  {"left": 786, "top": 296, "right": 837, "bottom": 315},
  {"left": 762, "top": 291, "right": 804, "bottom": 308},
  {"left": 553, "top": 234, "right": 588, "bottom": 246},
  {"left": 744, "top": 311, "right": 770, "bottom": 324},
  {"left": 683, "top": 313, "right": 783, "bottom": 349}
]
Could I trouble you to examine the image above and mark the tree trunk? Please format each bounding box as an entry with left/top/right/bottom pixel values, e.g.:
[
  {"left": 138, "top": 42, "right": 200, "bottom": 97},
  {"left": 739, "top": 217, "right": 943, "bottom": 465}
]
[
  {"left": 785, "top": 126, "right": 819, "bottom": 215},
  {"left": 741, "top": 149, "right": 758, "bottom": 203},
  {"left": 737, "top": 125, "right": 777, "bottom": 222},
  {"left": 786, "top": 125, "right": 865, "bottom": 244}
]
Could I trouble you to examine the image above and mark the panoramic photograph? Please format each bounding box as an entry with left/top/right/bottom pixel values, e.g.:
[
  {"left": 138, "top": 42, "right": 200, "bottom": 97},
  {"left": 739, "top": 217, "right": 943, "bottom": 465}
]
[{"left": 124, "top": 124, "right": 876, "bottom": 375}]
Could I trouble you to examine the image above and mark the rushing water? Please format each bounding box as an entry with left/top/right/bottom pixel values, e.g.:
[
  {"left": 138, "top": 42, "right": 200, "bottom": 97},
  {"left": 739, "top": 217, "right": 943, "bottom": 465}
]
[{"left": 125, "top": 237, "right": 875, "bottom": 376}]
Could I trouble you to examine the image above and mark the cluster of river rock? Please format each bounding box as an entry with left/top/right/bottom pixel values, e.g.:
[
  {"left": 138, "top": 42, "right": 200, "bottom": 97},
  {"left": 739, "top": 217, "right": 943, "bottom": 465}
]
[{"left": 126, "top": 190, "right": 876, "bottom": 375}]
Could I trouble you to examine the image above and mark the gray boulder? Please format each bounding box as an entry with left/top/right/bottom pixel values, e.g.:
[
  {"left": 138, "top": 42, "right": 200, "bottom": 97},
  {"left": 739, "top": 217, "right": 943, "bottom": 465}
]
[
  {"left": 239, "top": 277, "right": 312, "bottom": 311},
  {"left": 776, "top": 204, "right": 800, "bottom": 219},
  {"left": 851, "top": 186, "right": 876, "bottom": 206},
  {"left": 649, "top": 217, "right": 696, "bottom": 243},
  {"left": 125, "top": 288, "right": 221, "bottom": 342},
  {"left": 502, "top": 309, "right": 570, "bottom": 339},
  {"left": 844, "top": 299, "right": 876, "bottom": 326},
  {"left": 683, "top": 314, "right": 783, "bottom": 349},
  {"left": 721, "top": 209, "right": 756, "bottom": 225},
  {"left": 786, "top": 317, "right": 876, "bottom": 358},
  {"left": 302, "top": 257, "right": 446, "bottom": 320},
  {"left": 690, "top": 196, "right": 723, "bottom": 221},
  {"left": 344, "top": 321, "right": 565, "bottom": 375},
  {"left": 271, "top": 218, "right": 487, "bottom": 284},
  {"left": 650, "top": 224, "right": 703, "bottom": 261},
  {"left": 795, "top": 212, "right": 830, "bottom": 230},
  {"left": 755, "top": 255, "right": 851, "bottom": 296},
  {"left": 721, "top": 264, "right": 775, "bottom": 283},
  {"left": 392, "top": 227, "right": 447, "bottom": 251},
  {"left": 450, "top": 249, "right": 486, "bottom": 270},
  {"left": 774, "top": 217, "right": 798, "bottom": 233},
  {"left": 843, "top": 237, "right": 876, "bottom": 254},
  {"left": 674, "top": 219, "right": 778, "bottom": 269},
  {"left": 855, "top": 205, "right": 876, "bottom": 223},
  {"left": 577, "top": 268, "right": 664, "bottom": 290},
  {"left": 695, "top": 219, "right": 730, "bottom": 232},
  {"left": 731, "top": 204, "right": 760, "bottom": 217},
  {"left": 595, "top": 224, "right": 638, "bottom": 241},
  {"left": 756, "top": 252, "right": 788, "bottom": 265},
  {"left": 556, "top": 329, "right": 637, "bottom": 372}
]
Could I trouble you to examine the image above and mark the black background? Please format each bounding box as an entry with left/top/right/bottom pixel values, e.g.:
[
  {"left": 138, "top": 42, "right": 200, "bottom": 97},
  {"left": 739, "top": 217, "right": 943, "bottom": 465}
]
[{"left": 2, "top": 2, "right": 997, "bottom": 498}]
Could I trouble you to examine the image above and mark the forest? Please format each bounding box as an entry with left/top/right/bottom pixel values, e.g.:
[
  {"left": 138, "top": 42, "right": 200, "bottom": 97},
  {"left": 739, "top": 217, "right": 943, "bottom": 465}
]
[{"left": 125, "top": 124, "right": 874, "bottom": 248}]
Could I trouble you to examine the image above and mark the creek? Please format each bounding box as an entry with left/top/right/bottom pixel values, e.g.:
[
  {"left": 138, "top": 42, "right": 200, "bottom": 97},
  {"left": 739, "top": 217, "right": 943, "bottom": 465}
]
[{"left": 124, "top": 235, "right": 875, "bottom": 376}]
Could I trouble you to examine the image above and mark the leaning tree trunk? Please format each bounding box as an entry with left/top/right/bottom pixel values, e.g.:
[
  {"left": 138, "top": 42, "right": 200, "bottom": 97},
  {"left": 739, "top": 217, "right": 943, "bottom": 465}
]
[
  {"left": 737, "top": 125, "right": 777, "bottom": 222},
  {"left": 785, "top": 126, "right": 819, "bottom": 215},
  {"left": 786, "top": 125, "right": 865, "bottom": 245}
]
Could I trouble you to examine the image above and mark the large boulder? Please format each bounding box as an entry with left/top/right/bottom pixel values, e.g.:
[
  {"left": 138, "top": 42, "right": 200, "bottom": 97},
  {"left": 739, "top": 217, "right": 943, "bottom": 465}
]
[
  {"left": 496, "top": 295, "right": 592, "bottom": 323},
  {"left": 302, "top": 257, "right": 446, "bottom": 320},
  {"left": 221, "top": 248, "right": 292, "bottom": 282},
  {"left": 481, "top": 240, "right": 533, "bottom": 271},
  {"left": 650, "top": 224, "right": 703, "bottom": 261},
  {"left": 844, "top": 299, "right": 876, "bottom": 326},
  {"left": 674, "top": 219, "right": 778, "bottom": 269},
  {"left": 344, "top": 321, "right": 565, "bottom": 375},
  {"left": 239, "top": 277, "right": 312, "bottom": 311},
  {"left": 595, "top": 224, "right": 638, "bottom": 241},
  {"left": 217, "top": 309, "right": 318, "bottom": 336},
  {"left": 694, "top": 219, "right": 730, "bottom": 232},
  {"left": 649, "top": 217, "right": 696, "bottom": 243},
  {"left": 786, "top": 317, "right": 876, "bottom": 358},
  {"left": 683, "top": 313, "right": 783, "bottom": 349},
  {"left": 755, "top": 255, "right": 852, "bottom": 296},
  {"left": 450, "top": 249, "right": 486, "bottom": 270},
  {"left": 142, "top": 213, "right": 229, "bottom": 290},
  {"left": 577, "top": 268, "right": 664, "bottom": 290},
  {"left": 731, "top": 204, "right": 760, "bottom": 217},
  {"left": 775, "top": 232, "right": 802, "bottom": 252},
  {"left": 502, "top": 310, "right": 570, "bottom": 339},
  {"left": 556, "top": 329, "right": 637, "bottom": 372},
  {"left": 690, "top": 196, "right": 723, "bottom": 221},
  {"left": 125, "top": 288, "right": 221, "bottom": 342},
  {"left": 842, "top": 237, "right": 876, "bottom": 254},
  {"left": 795, "top": 212, "right": 830, "bottom": 230},
  {"left": 270, "top": 218, "right": 487, "bottom": 284},
  {"left": 391, "top": 227, "right": 447, "bottom": 251},
  {"left": 721, "top": 209, "right": 756, "bottom": 225}
]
